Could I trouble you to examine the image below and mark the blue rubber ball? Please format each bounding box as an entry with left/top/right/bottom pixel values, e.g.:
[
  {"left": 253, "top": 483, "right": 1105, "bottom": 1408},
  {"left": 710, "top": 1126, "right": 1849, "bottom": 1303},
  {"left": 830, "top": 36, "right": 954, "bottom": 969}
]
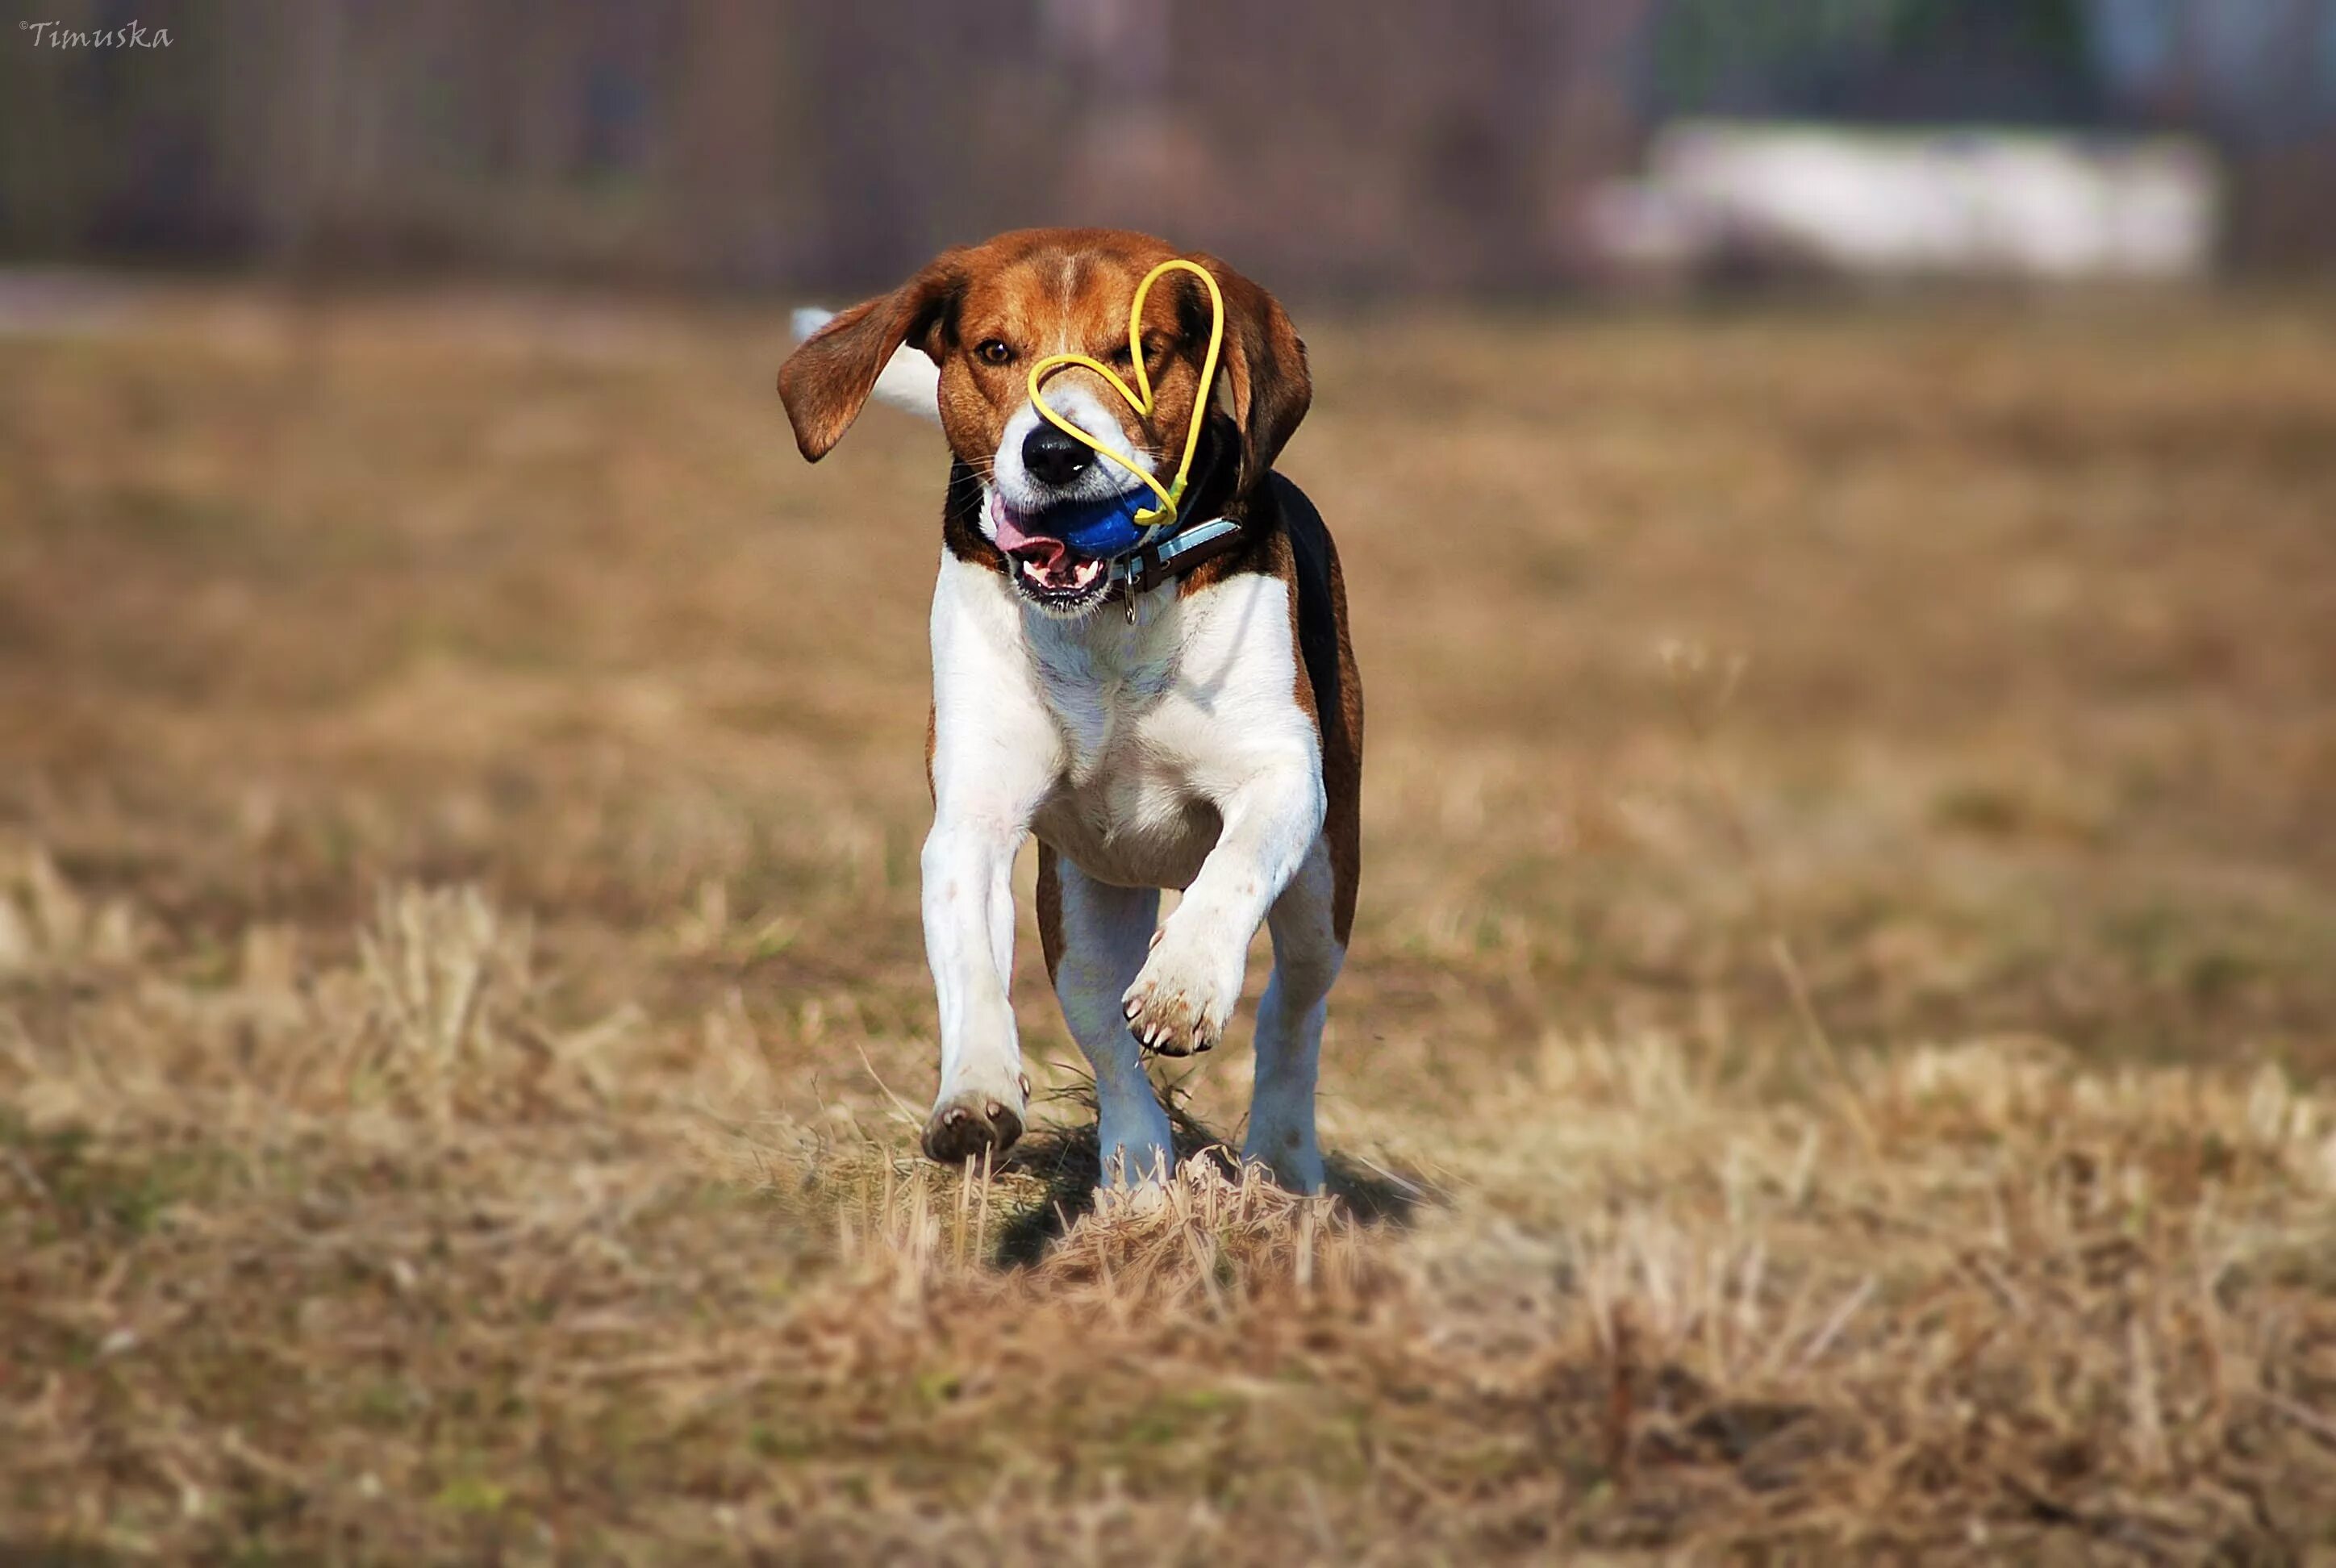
[{"left": 1053, "top": 490, "right": 1153, "bottom": 559}]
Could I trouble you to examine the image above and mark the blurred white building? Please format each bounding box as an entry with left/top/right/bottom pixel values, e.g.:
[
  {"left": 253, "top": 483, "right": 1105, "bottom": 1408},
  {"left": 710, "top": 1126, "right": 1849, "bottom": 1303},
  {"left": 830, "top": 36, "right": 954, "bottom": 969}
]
[
  {"left": 1591, "top": 122, "right": 2220, "bottom": 282},
  {"left": 1603, "top": 0, "right": 2336, "bottom": 281}
]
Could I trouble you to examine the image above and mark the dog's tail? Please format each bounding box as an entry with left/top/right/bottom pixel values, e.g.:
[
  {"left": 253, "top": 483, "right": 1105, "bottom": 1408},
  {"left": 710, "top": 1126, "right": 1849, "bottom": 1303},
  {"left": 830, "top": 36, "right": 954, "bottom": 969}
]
[{"left": 790, "top": 307, "right": 942, "bottom": 425}]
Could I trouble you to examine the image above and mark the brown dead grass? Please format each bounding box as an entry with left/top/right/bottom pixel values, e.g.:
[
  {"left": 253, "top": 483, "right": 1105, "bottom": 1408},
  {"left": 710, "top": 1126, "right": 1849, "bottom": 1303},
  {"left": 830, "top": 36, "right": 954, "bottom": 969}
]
[{"left": 2, "top": 279, "right": 2334, "bottom": 1562}]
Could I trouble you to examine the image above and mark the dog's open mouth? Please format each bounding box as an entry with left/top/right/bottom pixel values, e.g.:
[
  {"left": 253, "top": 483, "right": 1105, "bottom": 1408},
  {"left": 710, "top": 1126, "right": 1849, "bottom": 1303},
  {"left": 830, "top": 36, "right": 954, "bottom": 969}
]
[{"left": 990, "top": 494, "right": 1124, "bottom": 607}]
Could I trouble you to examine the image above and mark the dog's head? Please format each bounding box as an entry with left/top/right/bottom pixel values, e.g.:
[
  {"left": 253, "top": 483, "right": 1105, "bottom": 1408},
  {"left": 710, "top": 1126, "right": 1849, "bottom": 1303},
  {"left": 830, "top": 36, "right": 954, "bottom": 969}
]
[{"left": 778, "top": 227, "right": 1308, "bottom": 617}]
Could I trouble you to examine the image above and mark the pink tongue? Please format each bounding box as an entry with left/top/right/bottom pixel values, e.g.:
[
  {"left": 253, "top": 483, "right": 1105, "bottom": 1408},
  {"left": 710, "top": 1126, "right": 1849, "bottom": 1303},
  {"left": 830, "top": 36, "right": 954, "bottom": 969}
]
[{"left": 991, "top": 499, "right": 1066, "bottom": 571}]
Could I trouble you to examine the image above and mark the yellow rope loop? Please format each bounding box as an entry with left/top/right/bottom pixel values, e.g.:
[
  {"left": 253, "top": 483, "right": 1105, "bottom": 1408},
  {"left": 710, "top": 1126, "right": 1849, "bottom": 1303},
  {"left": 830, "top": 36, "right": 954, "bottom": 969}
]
[{"left": 1025, "top": 258, "right": 1226, "bottom": 533}]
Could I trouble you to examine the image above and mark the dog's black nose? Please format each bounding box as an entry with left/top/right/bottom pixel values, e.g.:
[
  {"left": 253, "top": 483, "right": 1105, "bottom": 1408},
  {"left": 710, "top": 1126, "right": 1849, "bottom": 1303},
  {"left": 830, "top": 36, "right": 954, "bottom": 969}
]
[{"left": 1021, "top": 425, "right": 1093, "bottom": 489}]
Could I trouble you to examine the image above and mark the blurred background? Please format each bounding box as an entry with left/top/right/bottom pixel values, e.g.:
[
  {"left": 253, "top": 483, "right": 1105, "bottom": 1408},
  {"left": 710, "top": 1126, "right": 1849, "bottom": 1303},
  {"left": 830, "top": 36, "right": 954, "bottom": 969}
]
[
  {"left": 2, "top": 0, "right": 2333, "bottom": 1154},
  {"left": 7, "top": 0, "right": 2336, "bottom": 290}
]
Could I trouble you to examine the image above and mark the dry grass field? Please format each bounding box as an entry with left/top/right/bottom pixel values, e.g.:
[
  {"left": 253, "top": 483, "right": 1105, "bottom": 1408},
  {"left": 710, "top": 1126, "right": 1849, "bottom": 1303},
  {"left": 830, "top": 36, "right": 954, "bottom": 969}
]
[{"left": 3, "top": 280, "right": 2335, "bottom": 1562}]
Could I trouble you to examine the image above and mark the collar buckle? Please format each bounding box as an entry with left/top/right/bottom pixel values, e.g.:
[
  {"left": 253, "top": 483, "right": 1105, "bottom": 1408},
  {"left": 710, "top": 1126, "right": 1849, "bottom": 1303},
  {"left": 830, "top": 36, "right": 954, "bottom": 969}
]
[{"left": 1110, "top": 515, "right": 1245, "bottom": 600}]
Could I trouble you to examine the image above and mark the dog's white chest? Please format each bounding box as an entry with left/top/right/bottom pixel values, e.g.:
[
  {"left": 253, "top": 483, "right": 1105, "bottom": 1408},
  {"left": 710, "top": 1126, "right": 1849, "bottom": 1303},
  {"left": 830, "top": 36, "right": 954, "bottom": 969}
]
[
  {"left": 927, "top": 553, "right": 1317, "bottom": 891},
  {"left": 1021, "top": 598, "right": 1219, "bottom": 887},
  {"left": 1020, "top": 579, "right": 1318, "bottom": 888},
  {"left": 1028, "top": 607, "right": 1183, "bottom": 779}
]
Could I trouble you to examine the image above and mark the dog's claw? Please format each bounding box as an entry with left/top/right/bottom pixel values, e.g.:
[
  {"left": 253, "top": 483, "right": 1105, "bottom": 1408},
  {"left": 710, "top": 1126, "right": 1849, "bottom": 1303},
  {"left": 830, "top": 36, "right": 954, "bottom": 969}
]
[
  {"left": 922, "top": 1091, "right": 1022, "bottom": 1166},
  {"left": 1123, "top": 928, "right": 1238, "bottom": 1058}
]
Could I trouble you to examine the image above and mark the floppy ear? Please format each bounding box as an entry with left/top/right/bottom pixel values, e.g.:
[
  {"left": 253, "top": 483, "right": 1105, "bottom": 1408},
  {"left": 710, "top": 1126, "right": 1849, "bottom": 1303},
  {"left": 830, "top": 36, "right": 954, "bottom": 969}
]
[
  {"left": 1193, "top": 255, "right": 1312, "bottom": 486},
  {"left": 778, "top": 252, "right": 965, "bottom": 461}
]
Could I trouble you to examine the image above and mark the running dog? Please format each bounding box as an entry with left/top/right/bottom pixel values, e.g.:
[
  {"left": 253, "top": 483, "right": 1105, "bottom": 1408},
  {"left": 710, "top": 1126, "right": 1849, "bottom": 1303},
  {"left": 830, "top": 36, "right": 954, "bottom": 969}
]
[{"left": 778, "top": 227, "right": 1360, "bottom": 1191}]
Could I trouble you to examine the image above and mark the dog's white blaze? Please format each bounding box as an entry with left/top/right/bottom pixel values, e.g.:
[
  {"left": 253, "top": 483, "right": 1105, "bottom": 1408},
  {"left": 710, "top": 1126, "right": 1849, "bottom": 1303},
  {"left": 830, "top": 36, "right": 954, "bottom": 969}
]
[
  {"left": 924, "top": 551, "right": 1334, "bottom": 1189},
  {"left": 990, "top": 379, "right": 1153, "bottom": 521}
]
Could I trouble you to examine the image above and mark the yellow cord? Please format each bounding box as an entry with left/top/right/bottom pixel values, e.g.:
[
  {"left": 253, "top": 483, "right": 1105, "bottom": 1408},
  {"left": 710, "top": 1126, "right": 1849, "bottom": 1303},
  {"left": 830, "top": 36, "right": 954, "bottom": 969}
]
[{"left": 1025, "top": 258, "right": 1224, "bottom": 535}]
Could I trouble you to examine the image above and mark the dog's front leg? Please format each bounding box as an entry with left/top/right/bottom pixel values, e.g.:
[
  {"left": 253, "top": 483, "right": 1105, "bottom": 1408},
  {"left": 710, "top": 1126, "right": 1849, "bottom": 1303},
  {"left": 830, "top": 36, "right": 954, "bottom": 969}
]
[
  {"left": 920, "top": 807, "right": 1038, "bottom": 1164},
  {"left": 1124, "top": 760, "right": 1325, "bottom": 1058},
  {"left": 920, "top": 558, "right": 1059, "bottom": 1166}
]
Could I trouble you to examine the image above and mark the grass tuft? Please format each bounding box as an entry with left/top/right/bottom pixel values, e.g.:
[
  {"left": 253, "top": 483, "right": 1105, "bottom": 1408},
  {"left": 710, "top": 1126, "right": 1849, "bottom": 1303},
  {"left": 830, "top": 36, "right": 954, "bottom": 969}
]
[{"left": 3, "top": 286, "right": 2334, "bottom": 1559}]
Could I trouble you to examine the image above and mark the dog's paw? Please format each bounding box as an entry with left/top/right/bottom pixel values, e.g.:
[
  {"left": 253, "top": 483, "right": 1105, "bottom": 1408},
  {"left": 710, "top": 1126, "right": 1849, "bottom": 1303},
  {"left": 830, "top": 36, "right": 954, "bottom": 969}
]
[
  {"left": 921, "top": 1088, "right": 1024, "bottom": 1167},
  {"left": 1122, "top": 932, "right": 1241, "bottom": 1057}
]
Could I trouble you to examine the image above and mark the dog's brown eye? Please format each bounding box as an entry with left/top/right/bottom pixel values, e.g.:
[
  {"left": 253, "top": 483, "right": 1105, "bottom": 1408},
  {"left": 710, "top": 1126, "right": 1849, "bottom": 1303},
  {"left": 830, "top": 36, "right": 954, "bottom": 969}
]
[{"left": 976, "top": 339, "right": 1013, "bottom": 366}]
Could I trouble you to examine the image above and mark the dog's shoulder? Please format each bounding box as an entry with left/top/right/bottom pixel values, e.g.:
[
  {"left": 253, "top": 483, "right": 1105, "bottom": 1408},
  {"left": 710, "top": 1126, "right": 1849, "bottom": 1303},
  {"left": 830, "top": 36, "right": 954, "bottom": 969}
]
[
  {"left": 1214, "top": 469, "right": 1361, "bottom": 940},
  {"left": 1267, "top": 473, "right": 1347, "bottom": 732},
  {"left": 1178, "top": 472, "right": 1351, "bottom": 730}
]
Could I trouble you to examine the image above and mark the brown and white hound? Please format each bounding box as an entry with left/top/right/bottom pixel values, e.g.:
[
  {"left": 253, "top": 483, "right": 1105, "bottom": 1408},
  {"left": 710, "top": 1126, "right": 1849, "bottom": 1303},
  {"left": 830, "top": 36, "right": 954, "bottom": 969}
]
[{"left": 779, "top": 227, "right": 1361, "bottom": 1191}]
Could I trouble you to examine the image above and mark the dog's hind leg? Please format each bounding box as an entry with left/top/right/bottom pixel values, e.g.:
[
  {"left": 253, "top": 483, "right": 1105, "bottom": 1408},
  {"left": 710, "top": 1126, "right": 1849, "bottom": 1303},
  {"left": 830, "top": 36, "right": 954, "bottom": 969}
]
[
  {"left": 1244, "top": 837, "right": 1341, "bottom": 1194},
  {"left": 1040, "top": 847, "right": 1174, "bottom": 1188}
]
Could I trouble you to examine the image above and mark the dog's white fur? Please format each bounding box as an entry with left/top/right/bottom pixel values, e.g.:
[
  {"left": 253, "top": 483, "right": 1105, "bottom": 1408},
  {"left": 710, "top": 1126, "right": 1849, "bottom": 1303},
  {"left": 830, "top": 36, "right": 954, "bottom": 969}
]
[
  {"left": 792, "top": 307, "right": 1341, "bottom": 1192},
  {"left": 923, "top": 548, "right": 1335, "bottom": 1190},
  {"left": 991, "top": 379, "right": 1150, "bottom": 515}
]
